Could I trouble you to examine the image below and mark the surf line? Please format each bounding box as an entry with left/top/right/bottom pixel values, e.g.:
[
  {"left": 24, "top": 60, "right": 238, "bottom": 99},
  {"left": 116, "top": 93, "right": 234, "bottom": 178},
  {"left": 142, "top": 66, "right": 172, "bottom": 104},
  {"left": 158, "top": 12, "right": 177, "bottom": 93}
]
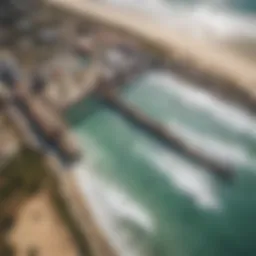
[{"left": 98, "top": 88, "right": 234, "bottom": 181}]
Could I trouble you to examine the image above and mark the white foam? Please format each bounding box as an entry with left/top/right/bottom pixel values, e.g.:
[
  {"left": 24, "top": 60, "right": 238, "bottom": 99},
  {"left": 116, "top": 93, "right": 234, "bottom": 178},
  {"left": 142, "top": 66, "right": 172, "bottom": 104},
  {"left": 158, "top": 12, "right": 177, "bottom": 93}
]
[
  {"left": 169, "top": 5, "right": 256, "bottom": 41},
  {"left": 133, "top": 143, "right": 221, "bottom": 210},
  {"left": 73, "top": 158, "right": 154, "bottom": 256},
  {"left": 169, "top": 121, "right": 250, "bottom": 165},
  {"left": 146, "top": 71, "right": 256, "bottom": 136},
  {"left": 102, "top": 0, "right": 256, "bottom": 41}
]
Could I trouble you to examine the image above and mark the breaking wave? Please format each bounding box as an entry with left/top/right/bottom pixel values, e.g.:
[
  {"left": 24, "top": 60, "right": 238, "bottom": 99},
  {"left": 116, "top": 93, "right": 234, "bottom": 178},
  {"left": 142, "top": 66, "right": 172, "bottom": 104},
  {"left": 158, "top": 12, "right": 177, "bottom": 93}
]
[
  {"left": 133, "top": 142, "right": 221, "bottom": 210},
  {"left": 146, "top": 71, "right": 256, "bottom": 136},
  {"left": 73, "top": 156, "right": 154, "bottom": 256},
  {"left": 102, "top": 0, "right": 256, "bottom": 41}
]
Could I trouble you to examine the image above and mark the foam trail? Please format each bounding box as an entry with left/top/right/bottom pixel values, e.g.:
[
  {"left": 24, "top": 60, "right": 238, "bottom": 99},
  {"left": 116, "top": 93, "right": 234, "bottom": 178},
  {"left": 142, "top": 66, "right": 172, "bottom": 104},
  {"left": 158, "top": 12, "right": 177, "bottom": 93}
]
[
  {"left": 73, "top": 157, "right": 154, "bottom": 256},
  {"left": 102, "top": 0, "right": 256, "bottom": 41},
  {"left": 134, "top": 142, "right": 221, "bottom": 210},
  {"left": 146, "top": 71, "right": 256, "bottom": 136},
  {"left": 169, "top": 121, "right": 250, "bottom": 165}
]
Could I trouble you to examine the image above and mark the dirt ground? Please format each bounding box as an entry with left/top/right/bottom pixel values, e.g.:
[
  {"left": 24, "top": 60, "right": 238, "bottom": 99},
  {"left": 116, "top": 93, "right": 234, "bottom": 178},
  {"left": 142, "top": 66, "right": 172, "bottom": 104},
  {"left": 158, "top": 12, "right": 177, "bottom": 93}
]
[{"left": 8, "top": 190, "right": 79, "bottom": 256}]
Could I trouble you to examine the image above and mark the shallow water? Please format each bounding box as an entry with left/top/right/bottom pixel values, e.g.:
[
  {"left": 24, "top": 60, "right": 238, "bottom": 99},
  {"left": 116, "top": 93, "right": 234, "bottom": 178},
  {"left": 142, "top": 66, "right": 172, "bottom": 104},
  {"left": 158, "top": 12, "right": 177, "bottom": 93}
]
[{"left": 65, "top": 71, "right": 256, "bottom": 256}]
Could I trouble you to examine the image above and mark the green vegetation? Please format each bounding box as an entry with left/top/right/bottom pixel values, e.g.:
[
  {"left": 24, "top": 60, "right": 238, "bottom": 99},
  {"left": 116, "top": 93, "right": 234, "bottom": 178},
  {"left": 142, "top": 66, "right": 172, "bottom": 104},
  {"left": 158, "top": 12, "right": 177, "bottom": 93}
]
[
  {"left": 0, "top": 149, "right": 47, "bottom": 201},
  {"left": 0, "top": 148, "right": 47, "bottom": 256}
]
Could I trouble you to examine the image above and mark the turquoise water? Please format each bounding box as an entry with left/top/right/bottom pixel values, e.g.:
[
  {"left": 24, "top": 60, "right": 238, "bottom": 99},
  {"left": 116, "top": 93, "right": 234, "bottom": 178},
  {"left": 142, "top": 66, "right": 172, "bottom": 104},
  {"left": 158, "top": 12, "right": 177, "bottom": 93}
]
[
  {"left": 65, "top": 71, "right": 256, "bottom": 256},
  {"left": 226, "top": 0, "right": 256, "bottom": 13},
  {"left": 165, "top": 0, "right": 256, "bottom": 13}
]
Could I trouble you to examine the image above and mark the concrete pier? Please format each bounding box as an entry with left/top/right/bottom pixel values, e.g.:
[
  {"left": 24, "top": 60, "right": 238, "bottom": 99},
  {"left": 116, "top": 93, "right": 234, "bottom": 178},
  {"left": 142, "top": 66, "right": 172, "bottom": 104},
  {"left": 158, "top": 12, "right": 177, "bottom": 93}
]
[{"left": 99, "top": 89, "right": 233, "bottom": 180}]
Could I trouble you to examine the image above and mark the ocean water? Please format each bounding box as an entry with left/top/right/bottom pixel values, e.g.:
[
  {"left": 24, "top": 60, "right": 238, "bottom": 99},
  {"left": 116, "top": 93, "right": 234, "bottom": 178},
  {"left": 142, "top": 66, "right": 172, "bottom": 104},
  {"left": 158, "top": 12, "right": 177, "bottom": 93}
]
[
  {"left": 65, "top": 71, "right": 256, "bottom": 256},
  {"left": 64, "top": 0, "right": 256, "bottom": 255}
]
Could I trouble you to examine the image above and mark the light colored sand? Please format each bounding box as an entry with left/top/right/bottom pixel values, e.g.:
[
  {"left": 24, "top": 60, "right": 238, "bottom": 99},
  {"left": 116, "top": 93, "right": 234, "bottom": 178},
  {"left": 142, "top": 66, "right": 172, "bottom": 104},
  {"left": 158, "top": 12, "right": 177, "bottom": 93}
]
[
  {"left": 47, "top": 0, "right": 256, "bottom": 97},
  {"left": 8, "top": 190, "right": 78, "bottom": 256}
]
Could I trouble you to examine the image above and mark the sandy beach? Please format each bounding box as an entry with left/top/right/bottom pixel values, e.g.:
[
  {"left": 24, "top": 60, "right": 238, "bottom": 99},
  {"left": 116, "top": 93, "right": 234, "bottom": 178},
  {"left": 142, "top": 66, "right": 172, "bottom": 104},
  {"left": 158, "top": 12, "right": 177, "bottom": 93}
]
[{"left": 47, "top": 0, "right": 256, "bottom": 99}]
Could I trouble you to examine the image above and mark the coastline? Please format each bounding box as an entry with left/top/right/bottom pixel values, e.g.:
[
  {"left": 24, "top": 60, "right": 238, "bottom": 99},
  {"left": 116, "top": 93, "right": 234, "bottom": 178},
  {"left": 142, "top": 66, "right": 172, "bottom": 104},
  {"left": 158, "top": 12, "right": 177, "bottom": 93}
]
[
  {"left": 45, "top": 154, "right": 118, "bottom": 256},
  {"left": 2, "top": 1, "right": 256, "bottom": 255},
  {"left": 1, "top": 80, "right": 119, "bottom": 256},
  {"left": 47, "top": 0, "right": 256, "bottom": 110}
]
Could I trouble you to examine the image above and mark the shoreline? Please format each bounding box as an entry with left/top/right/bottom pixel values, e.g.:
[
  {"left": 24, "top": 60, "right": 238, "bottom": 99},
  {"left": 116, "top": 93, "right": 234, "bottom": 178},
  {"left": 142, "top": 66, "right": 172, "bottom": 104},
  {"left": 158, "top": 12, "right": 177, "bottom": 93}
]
[
  {"left": 2, "top": 1, "right": 256, "bottom": 255},
  {"left": 46, "top": 155, "right": 118, "bottom": 256},
  {"left": 47, "top": 0, "right": 256, "bottom": 112},
  {"left": 0, "top": 82, "right": 118, "bottom": 256}
]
